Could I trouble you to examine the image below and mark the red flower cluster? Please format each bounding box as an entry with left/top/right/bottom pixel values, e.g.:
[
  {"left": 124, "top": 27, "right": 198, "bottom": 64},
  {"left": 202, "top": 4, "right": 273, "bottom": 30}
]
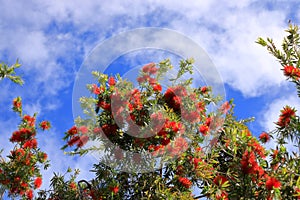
[
  {"left": 283, "top": 65, "right": 300, "bottom": 79},
  {"left": 259, "top": 132, "right": 270, "bottom": 143},
  {"left": 295, "top": 188, "right": 300, "bottom": 200},
  {"left": 34, "top": 177, "right": 42, "bottom": 189},
  {"left": 265, "top": 177, "right": 281, "bottom": 190},
  {"left": 128, "top": 88, "right": 143, "bottom": 111},
  {"left": 23, "top": 115, "right": 36, "bottom": 127},
  {"left": 109, "top": 186, "right": 119, "bottom": 194},
  {"left": 23, "top": 139, "right": 38, "bottom": 149},
  {"left": 193, "top": 157, "right": 202, "bottom": 169},
  {"left": 108, "top": 76, "right": 116, "bottom": 86},
  {"left": 216, "top": 191, "right": 229, "bottom": 200},
  {"left": 276, "top": 106, "right": 296, "bottom": 128},
  {"left": 178, "top": 177, "right": 192, "bottom": 188},
  {"left": 66, "top": 126, "right": 89, "bottom": 148},
  {"left": 240, "top": 150, "right": 264, "bottom": 177},
  {"left": 101, "top": 124, "right": 118, "bottom": 136},
  {"left": 40, "top": 120, "right": 51, "bottom": 130},
  {"left": 199, "top": 124, "right": 209, "bottom": 135},
  {"left": 248, "top": 139, "right": 266, "bottom": 159},
  {"left": 1, "top": 97, "right": 50, "bottom": 200},
  {"left": 213, "top": 175, "right": 228, "bottom": 186},
  {"left": 10, "top": 127, "right": 35, "bottom": 143},
  {"left": 137, "top": 63, "right": 162, "bottom": 92},
  {"left": 220, "top": 101, "right": 231, "bottom": 114},
  {"left": 12, "top": 96, "right": 22, "bottom": 113},
  {"left": 164, "top": 86, "right": 187, "bottom": 112},
  {"left": 141, "top": 62, "right": 157, "bottom": 74},
  {"left": 168, "top": 137, "right": 188, "bottom": 156}
]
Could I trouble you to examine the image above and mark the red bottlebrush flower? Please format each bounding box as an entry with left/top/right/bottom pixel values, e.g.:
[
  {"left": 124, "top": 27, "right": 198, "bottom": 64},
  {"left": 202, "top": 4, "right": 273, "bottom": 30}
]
[
  {"left": 137, "top": 76, "right": 146, "bottom": 83},
  {"left": 92, "top": 84, "right": 101, "bottom": 95},
  {"left": 241, "top": 150, "right": 257, "bottom": 174},
  {"left": 295, "top": 188, "right": 300, "bottom": 199},
  {"left": 201, "top": 86, "right": 208, "bottom": 93},
  {"left": 24, "top": 153, "right": 32, "bottom": 166},
  {"left": 108, "top": 76, "right": 116, "bottom": 86},
  {"left": 161, "top": 137, "right": 170, "bottom": 145},
  {"left": 176, "top": 137, "right": 188, "bottom": 148},
  {"left": 164, "top": 87, "right": 175, "bottom": 100},
  {"left": 266, "top": 177, "right": 281, "bottom": 190},
  {"left": 283, "top": 65, "right": 295, "bottom": 76},
  {"left": 67, "top": 136, "right": 80, "bottom": 146},
  {"left": 142, "top": 62, "right": 155, "bottom": 73},
  {"left": 172, "top": 96, "right": 181, "bottom": 106},
  {"left": 283, "top": 65, "right": 300, "bottom": 78},
  {"left": 93, "top": 127, "right": 102, "bottom": 134},
  {"left": 205, "top": 117, "right": 212, "bottom": 127},
  {"left": 193, "top": 157, "right": 202, "bottom": 169},
  {"left": 10, "top": 130, "right": 22, "bottom": 142},
  {"left": 79, "top": 126, "right": 88, "bottom": 134},
  {"left": 77, "top": 135, "right": 89, "bottom": 148},
  {"left": 168, "top": 137, "right": 188, "bottom": 156},
  {"left": 12, "top": 148, "right": 25, "bottom": 159},
  {"left": 197, "top": 101, "right": 205, "bottom": 113},
  {"left": 69, "top": 182, "right": 77, "bottom": 190},
  {"left": 13, "top": 97, "right": 22, "bottom": 109},
  {"left": 216, "top": 191, "right": 228, "bottom": 200},
  {"left": 213, "top": 175, "right": 228, "bottom": 186},
  {"left": 178, "top": 177, "right": 192, "bottom": 188},
  {"left": 109, "top": 186, "right": 119, "bottom": 194},
  {"left": 176, "top": 165, "right": 184, "bottom": 175},
  {"left": 148, "top": 77, "right": 156, "bottom": 84},
  {"left": 259, "top": 132, "right": 270, "bottom": 143},
  {"left": 26, "top": 190, "right": 33, "bottom": 199},
  {"left": 250, "top": 140, "right": 266, "bottom": 159},
  {"left": 23, "top": 115, "right": 36, "bottom": 127},
  {"left": 67, "top": 126, "right": 78, "bottom": 135},
  {"left": 10, "top": 128, "right": 35, "bottom": 142},
  {"left": 42, "top": 153, "right": 48, "bottom": 162},
  {"left": 199, "top": 125, "right": 209, "bottom": 136},
  {"left": 163, "top": 87, "right": 186, "bottom": 111},
  {"left": 164, "top": 120, "right": 182, "bottom": 133},
  {"left": 148, "top": 144, "right": 155, "bottom": 152},
  {"left": 101, "top": 124, "right": 118, "bottom": 136},
  {"left": 20, "top": 182, "right": 28, "bottom": 189},
  {"left": 40, "top": 121, "right": 51, "bottom": 130},
  {"left": 220, "top": 101, "right": 230, "bottom": 114},
  {"left": 23, "top": 139, "right": 38, "bottom": 149},
  {"left": 281, "top": 105, "right": 296, "bottom": 118},
  {"left": 98, "top": 101, "right": 111, "bottom": 110},
  {"left": 277, "top": 106, "right": 296, "bottom": 128},
  {"left": 149, "top": 66, "right": 158, "bottom": 74},
  {"left": 272, "top": 149, "right": 279, "bottom": 159},
  {"left": 182, "top": 110, "right": 200, "bottom": 123},
  {"left": 151, "top": 83, "right": 162, "bottom": 92},
  {"left": 34, "top": 177, "right": 42, "bottom": 189}
]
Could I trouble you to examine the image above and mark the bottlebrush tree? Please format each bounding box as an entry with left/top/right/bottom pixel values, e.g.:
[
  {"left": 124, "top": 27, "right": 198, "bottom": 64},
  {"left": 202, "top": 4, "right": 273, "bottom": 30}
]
[{"left": 0, "top": 24, "right": 300, "bottom": 200}]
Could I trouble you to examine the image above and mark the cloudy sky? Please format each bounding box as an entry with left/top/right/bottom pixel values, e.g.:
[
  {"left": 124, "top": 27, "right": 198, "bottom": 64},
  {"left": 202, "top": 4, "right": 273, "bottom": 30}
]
[{"left": 1, "top": 0, "right": 300, "bottom": 196}]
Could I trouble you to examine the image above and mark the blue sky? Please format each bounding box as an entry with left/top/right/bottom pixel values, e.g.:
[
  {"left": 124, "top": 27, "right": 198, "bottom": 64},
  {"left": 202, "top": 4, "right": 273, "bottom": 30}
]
[{"left": 1, "top": 0, "right": 300, "bottom": 197}]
